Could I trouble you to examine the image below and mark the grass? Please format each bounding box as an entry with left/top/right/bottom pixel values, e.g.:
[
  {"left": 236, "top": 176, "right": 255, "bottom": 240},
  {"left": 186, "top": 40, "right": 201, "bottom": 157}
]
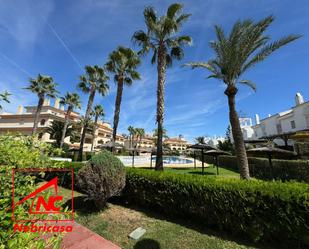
[
  {"left": 164, "top": 165, "right": 239, "bottom": 177},
  {"left": 56, "top": 185, "right": 264, "bottom": 249}
]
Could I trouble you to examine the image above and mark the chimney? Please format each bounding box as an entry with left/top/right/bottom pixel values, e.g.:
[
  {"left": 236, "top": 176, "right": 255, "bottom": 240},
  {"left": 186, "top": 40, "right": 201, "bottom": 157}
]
[
  {"left": 54, "top": 98, "right": 60, "bottom": 109},
  {"left": 17, "top": 105, "right": 23, "bottom": 114},
  {"left": 255, "top": 114, "right": 260, "bottom": 125},
  {"left": 295, "top": 92, "right": 304, "bottom": 106},
  {"left": 43, "top": 98, "right": 50, "bottom": 106}
]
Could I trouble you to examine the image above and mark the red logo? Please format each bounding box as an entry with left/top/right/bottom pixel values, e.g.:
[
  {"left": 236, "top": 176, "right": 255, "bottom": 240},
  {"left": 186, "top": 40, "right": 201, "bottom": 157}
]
[{"left": 12, "top": 168, "right": 74, "bottom": 223}]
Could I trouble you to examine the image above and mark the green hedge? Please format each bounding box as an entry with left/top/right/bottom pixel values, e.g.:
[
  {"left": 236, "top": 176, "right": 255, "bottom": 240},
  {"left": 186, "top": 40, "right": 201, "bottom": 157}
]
[
  {"left": 122, "top": 168, "right": 309, "bottom": 248},
  {"left": 212, "top": 156, "right": 309, "bottom": 182}
]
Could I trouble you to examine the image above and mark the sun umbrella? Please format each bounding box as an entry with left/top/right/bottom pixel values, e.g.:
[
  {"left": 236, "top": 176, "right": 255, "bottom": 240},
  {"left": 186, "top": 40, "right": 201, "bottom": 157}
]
[
  {"left": 188, "top": 144, "right": 216, "bottom": 173},
  {"left": 204, "top": 150, "right": 231, "bottom": 175}
]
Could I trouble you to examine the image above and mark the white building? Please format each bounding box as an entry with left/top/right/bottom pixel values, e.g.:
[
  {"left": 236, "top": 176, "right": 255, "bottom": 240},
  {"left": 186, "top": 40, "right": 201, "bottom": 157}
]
[
  {"left": 241, "top": 92, "right": 309, "bottom": 147},
  {"left": 204, "top": 136, "right": 225, "bottom": 147}
]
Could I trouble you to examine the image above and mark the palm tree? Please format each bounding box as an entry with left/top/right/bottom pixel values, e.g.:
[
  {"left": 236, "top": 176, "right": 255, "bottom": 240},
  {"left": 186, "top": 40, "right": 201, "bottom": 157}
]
[
  {"left": 153, "top": 127, "right": 168, "bottom": 139},
  {"left": 90, "top": 104, "right": 105, "bottom": 152},
  {"left": 185, "top": 16, "right": 301, "bottom": 179},
  {"left": 132, "top": 3, "right": 192, "bottom": 170},
  {"left": 59, "top": 92, "right": 81, "bottom": 148},
  {"left": 46, "top": 120, "right": 78, "bottom": 147},
  {"left": 128, "top": 125, "right": 135, "bottom": 148},
  {"left": 25, "top": 74, "right": 58, "bottom": 135},
  {"left": 135, "top": 128, "right": 145, "bottom": 148},
  {"left": 77, "top": 65, "right": 109, "bottom": 160},
  {"left": 195, "top": 136, "right": 206, "bottom": 144},
  {"left": 0, "top": 91, "right": 10, "bottom": 111},
  {"left": 105, "top": 47, "right": 141, "bottom": 152}
]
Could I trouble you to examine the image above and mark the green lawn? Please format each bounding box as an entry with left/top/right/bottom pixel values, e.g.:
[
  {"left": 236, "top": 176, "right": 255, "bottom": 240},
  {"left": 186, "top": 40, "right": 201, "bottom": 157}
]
[
  {"left": 139, "top": 165, "right": 239, "bottom": 178},
  {"left": 56, "top": 184, "right": 263, "bottom": 249}
]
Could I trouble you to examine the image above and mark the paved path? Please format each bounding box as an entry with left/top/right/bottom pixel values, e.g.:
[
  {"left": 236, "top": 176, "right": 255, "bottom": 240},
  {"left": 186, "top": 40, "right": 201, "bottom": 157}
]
[{"left": 61, "top": 223, "right": 121, "bottom": 249}]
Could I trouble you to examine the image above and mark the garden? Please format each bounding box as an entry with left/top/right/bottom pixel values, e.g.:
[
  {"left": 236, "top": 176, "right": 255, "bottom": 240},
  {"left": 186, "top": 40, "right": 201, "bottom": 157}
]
[{"left": 1, "top": 134, "right": 309, "bottom": 249}]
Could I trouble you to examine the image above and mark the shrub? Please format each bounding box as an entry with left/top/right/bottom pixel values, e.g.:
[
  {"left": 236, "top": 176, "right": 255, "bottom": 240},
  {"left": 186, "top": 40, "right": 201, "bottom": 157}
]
[
  {"left": 215, "top": 155, "right": 309, "bottom": 182},
  {"left": 122, "top": 168, "right": 309, "bottom": 248},
  {"left": 77, "top": 150, "right": 126, "bottom": 209},
  {"left": 0, "top": 134, "right": 64, "bottom": 248}
]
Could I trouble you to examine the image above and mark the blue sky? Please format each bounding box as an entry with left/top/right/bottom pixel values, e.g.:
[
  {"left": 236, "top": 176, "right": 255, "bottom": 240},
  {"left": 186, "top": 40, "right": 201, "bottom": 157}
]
[{"left": 0, "top": 0, "right": 308, "bottom": 142}]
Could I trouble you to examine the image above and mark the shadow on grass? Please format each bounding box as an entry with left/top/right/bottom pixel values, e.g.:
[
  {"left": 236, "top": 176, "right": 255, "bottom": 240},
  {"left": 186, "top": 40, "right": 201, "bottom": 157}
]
[
  {"left": 134, "top": 239, "right": 161, "bottom": 249},
  {"left": 63, "top": 196, "right": 108, "bottom": 215},
  {"left": 110, "top": 198, "right": 271, "bottom": 249},
  {"left": 188, "top": 171, "right": 216, "bottom": 175}
]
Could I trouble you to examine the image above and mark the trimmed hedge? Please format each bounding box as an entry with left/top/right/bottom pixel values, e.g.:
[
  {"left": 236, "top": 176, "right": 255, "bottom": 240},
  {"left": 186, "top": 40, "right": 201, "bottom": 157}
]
[
  {"left": 122, "top": 168, "right": 309, "bottom": 248},
  {"left": 77, "top": 150, "right": 126, "bottom": 208},
  {"left": 212, "top": 156, "right": 309, "bottom": 182}
]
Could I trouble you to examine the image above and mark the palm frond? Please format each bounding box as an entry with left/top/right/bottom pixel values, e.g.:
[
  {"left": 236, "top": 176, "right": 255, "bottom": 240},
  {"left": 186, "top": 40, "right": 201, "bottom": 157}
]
[
  {"left": 167, "top": 3, "right": 183, "bottom": 19},
  {"left": 242, "top": 34, "right": 301, "bottom": 73},
  {"left": 170, "top": 46, "right": 184, "bottom": 60},
  {"left": 176, "top": 14, "right": 191, "bottom": 25},
  {"left": 238, "top": 80, "right": 257, "bottom": 91}
]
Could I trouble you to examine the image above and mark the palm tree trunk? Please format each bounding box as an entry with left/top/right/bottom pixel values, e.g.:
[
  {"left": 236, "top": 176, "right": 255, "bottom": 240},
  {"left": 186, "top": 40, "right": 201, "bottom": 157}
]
[
  {"left": 60, "top": 107, "right": 72, "bottom": 148},
  {"left": 112, "top": 78, "right": 124, "bottom": 153},
  {"left": 32, "top": 95, "right": 44, "bottom": 135},
  {"left": 91, "top": 115, "right": 99, "bottom": 152},
  {"left": 78, "top": 89, "right": 95, "bottom": 161},
  {"left": 226, "top": 87, "right": 250, "bottom": 180},
  {"left": 155, "top": 44, "right": 166, "bottom": 171}
]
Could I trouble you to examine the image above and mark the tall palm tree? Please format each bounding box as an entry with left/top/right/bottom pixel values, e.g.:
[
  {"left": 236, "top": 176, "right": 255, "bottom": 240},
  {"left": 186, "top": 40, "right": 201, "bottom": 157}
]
[
  {"left": 25, "top": 74, "right": 58, "bottom": 134},
  {"left": 185, "top": 16, "right": 301, "bottom": 179},
  {"left": 132, "top": 3, "right": 192, "bottom": 170},
  {"left": 59, "top": 92, "right": 81, "bottom": 148},
  {"left": 128, "top": 125, "right": 135, "bottom": 148},
  {"left": 90, "top": 104, "right": 105, "bottom": 152},
  {"left": 77, "top": 65, "right": 109, "bottom": 160},
  {"left": 105, "top": 46, "right": 141, "bottom": 151}
]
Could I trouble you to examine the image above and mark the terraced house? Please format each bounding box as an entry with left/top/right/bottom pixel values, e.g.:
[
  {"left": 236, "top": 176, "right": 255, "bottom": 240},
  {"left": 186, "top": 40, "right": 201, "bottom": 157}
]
[{"left": 0, "top": 98, "right": 125, "bottom": 151}]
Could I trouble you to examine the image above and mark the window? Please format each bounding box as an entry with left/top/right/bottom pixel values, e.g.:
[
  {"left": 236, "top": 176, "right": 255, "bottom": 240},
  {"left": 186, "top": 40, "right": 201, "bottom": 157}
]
[
  {"left": 38, "top": 133, "right": 43, "bottom": 139},
  {"left": 276, "top": 124, "right": 282, "bottom": 134},
  {"left": 290, "top": 120, "right": 296, "bottom": 129},
  {"left": 40, "top": 119, "right": 46, "bottom": 126}
]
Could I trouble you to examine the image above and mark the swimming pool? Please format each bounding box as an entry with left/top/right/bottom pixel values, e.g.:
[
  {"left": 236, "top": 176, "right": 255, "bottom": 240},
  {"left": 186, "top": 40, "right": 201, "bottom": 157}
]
[{"left": 117, "top": 156, "right": 193, "bottom": 166}]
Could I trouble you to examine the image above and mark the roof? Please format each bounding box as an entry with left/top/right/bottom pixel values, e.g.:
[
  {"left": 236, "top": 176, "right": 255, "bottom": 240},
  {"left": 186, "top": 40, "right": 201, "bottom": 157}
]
[{"left": 164, "top": 137, "right": 187, "bottom": 143}]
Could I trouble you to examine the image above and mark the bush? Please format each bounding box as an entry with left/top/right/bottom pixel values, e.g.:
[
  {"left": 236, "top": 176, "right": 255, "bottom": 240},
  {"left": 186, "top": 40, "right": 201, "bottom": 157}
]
[
  {"left": 77, "top": 150, "right": 126, "bottom": 209},
  {"left": 0, "top": 134, "right": 59, "bottom": 168},
  {"left": 0, "top": 134, "right": 64, "bottom": 248},
  {"left": 215, "top": 155, "right": 309, "bottom": 182},
  {"left": 122, "top": 168, "right": 309, "bottom": 248}
]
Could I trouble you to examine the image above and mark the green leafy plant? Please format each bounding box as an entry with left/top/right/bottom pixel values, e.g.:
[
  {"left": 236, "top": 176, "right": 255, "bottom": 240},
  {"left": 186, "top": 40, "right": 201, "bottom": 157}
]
[
  {"left": 122, "top": 168, "right": 309, "bottom": 248},
  {"left": 77, "top": 150, "right": 126, "bottom": 209},
  {"left": 212, "top": 155, "right": 309, "bottom": 182},
  {"left": 0, "top": 135, "right": 66, "bottom": 248}
]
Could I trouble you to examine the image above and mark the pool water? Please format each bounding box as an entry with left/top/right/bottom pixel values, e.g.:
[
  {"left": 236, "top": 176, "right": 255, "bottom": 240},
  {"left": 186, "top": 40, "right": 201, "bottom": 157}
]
[
  {"left": 153, "top": 156, "right": 193, "bottom": 164},
  {"left": 117, "top": 156, "right": 193, "bottom": 166}
]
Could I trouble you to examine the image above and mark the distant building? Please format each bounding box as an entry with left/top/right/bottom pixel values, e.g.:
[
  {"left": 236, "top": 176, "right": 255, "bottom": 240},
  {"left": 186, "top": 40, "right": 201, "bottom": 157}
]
[
  {"left": 164, "top": 137, "right": 189, "bottom": 152},
  {"left": 0, "top": 98, "right": 125, "bottom": 151},
  {"left": 0, "top": 99, "right": 190, "bottom": 153},
  {"left": 204, "top": 136, "right": 225, "bottom": 147},
  {"left": 239, "top": 92, "right": 309, "bottom": 150}
]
